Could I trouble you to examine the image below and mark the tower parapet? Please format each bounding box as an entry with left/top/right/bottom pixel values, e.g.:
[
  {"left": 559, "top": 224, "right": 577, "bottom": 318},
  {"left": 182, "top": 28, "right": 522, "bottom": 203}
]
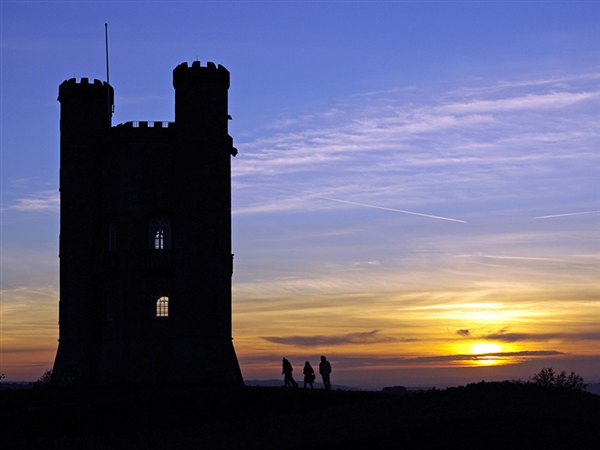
[
  {"left": 58, "top": 78, "right": 113, "bottom": 131},
  {"left": 58, "top": 77, "right": 113, "bottom": 99},
  {"left": 173, "top": 61, "right": 230, "bottom": 89}
]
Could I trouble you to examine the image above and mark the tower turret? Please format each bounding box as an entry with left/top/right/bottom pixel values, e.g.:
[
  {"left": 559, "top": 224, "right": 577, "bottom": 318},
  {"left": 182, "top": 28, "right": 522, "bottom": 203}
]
[
  {"left": 53, "top": 78, "right": 114, "bottom": 384},
  {"left": 173, "top": 61, "right": 229, "bottom": 137}
]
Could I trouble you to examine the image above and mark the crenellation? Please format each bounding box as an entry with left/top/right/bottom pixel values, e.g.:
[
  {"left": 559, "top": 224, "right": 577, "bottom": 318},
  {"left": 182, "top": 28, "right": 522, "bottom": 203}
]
[
  {"left": 173, "top": 61, "right": 230, "bottom": 89},
  {"left": 58, "top": 78, "right": 113, "bottom": 104},
  {"left": 114, "top": 121, "right": 174, "bottom": 129},
  {"left": 60, "top": 78, "right": 107, "bottom": 86},
  {"left": 111, "top": 122, "right": 175, "bottom": 143}
]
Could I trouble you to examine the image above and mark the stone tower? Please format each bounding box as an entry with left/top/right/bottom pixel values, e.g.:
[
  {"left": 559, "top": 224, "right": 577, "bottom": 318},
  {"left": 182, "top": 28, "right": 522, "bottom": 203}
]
[{"left": 52, "top": 62, "right": 243, "bottom": 385}]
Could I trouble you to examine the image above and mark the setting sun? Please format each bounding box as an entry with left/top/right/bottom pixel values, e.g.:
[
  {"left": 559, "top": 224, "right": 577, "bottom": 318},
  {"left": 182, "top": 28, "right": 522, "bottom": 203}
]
[
  {"left": 471, "top": 343, "right": 502, "bottom": 355},
  {"left": 470, "top": 343, "right": 503, "bottom": 366}
]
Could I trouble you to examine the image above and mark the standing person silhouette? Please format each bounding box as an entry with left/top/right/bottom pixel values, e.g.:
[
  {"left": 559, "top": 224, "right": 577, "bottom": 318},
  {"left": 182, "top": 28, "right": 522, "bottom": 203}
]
[
  {"left": 282, "top": 357, "right": 297, "bottom": 388},
  {"left": 303, "top": 361, "right": 315, "bottom": 389},
  {"left": 319, "top": 355, "right": 332, "bottom": 390}
]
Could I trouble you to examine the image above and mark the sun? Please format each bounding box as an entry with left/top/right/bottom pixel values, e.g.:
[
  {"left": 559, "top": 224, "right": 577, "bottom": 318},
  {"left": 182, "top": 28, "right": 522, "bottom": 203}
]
[
  {"left": 471, "top": 343, "right": 502, "bottom": 354},
  {"left": 470, "top": 343, "right": 503, "bottom": 366}
]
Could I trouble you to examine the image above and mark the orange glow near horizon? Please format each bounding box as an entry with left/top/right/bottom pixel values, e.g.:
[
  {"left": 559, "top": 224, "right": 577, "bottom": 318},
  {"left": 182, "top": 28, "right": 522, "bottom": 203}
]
[{"left": 2, "top": 273, "right": 599, "bottom": 384}]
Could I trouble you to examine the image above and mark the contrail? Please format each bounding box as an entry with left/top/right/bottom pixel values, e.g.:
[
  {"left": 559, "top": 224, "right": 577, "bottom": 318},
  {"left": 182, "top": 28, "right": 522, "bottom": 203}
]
[
  {"left": 317, "top": 196, "right": 467, "bottom": 223},
  {"left": 535, "top": 211, "right": 599, "bottom": 219}
]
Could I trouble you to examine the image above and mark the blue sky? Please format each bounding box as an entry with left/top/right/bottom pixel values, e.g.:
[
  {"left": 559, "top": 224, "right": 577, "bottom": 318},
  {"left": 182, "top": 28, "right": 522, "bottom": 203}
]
[{"left": 1, "top": 1, "right": 599, "bottom": 387}]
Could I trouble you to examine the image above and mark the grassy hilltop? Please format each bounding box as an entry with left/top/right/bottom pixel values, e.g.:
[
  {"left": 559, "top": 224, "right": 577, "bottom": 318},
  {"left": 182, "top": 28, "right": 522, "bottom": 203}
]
[{"left": 2, "top": 381, "right": 599, "bottom": 449}]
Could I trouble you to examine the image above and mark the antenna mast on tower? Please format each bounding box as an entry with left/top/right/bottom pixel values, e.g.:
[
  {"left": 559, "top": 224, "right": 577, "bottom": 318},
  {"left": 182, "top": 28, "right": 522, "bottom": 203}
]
[{"left": 105, "top": 23, "right": 112, "bottom": 126}]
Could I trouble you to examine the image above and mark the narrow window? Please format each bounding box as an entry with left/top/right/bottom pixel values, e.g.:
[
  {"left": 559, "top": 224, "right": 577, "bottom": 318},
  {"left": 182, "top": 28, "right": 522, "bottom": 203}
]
[
  {"left": 156, "top": 296, "right": 169, "bottom": 318},
  {"left": 149, "top": 218, "right": 171, "bottom": 250},
  {"left": 106, "top": 295, "right": 114, "bottom": 321},
  {"left": 108, "top": 221, "right": 116, "bottom": 252}
]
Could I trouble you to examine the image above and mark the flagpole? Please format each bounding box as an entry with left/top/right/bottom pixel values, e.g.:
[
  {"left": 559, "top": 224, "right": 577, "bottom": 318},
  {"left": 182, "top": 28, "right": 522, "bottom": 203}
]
[{"left": 105, "top": 23, "right": 111, "bottom": 126}]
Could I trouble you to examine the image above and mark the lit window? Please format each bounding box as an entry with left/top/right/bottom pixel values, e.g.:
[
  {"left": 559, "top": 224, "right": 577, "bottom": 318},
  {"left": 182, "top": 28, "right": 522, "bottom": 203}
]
[
  {"left": 156, "top": 296, "right": 169, "bottom": 317},
  {"left": 149, "top": 218, "right": 171, "bottom": 250},
  {"left": 154, "top": 230, "right": 164, "bottom": 249}
]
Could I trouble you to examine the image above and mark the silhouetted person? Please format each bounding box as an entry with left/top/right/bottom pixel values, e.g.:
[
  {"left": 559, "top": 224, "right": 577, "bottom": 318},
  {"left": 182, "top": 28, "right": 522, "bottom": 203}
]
[
  {"left": 303, "top": 361, "right": 315, "bottom": 389},
  {"left": 282, "top": 357, "right": 297, "bottom": 388},
  {"left": 319, "top": 355, "right": 332, "bottom": 390}
]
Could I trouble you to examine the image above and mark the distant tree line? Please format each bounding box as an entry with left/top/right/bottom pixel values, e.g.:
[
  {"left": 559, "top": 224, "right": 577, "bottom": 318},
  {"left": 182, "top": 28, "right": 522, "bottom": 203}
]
[{"left": 30, "top": 367, "right": 587, "bottom": 392}]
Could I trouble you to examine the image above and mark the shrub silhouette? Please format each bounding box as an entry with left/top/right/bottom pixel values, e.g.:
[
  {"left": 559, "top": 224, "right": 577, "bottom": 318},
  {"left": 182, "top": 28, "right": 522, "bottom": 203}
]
[{"left": 529, "top": 367, "right": 586, "bottom": 391}]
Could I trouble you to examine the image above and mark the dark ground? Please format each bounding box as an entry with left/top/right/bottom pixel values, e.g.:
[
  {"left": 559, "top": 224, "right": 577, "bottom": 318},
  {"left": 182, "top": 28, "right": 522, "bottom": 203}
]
[{"left": 2, "top": 381, "right": 599, "bottom": 449}]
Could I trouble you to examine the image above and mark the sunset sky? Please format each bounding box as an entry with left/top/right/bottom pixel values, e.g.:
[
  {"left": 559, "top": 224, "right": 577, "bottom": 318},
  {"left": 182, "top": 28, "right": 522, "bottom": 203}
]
[{"left": 1, "top": 1, "right": 598, "bottom": 389}]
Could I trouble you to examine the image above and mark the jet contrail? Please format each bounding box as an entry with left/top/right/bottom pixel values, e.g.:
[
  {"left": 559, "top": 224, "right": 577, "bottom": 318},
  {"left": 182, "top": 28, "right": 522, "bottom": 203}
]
[
  {"left": 535, "top": 211, "right": 599, "bottom": 219},
  {"left": 317, "top": 196, "right": 467, "bottom": 223}
]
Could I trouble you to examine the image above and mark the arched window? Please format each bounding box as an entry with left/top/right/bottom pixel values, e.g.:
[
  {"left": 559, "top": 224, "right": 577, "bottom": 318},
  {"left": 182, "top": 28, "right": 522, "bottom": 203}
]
[
  {"left": 149, "top": 218, "right": 171, "bottom": 250},
  {"left": 106, "top": 295, "right": 114, "bottom": 321},
  {"left": 108, "top": 221, "right": 116, "bottom": 252},
  {"left": 155, "top": 296, "right": 169, "bottom": 317}
]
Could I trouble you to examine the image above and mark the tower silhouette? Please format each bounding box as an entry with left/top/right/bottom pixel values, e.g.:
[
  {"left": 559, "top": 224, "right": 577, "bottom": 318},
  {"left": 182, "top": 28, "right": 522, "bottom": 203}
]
[{"left": 52, "top": 62, "right": 243, "bottom": 385}]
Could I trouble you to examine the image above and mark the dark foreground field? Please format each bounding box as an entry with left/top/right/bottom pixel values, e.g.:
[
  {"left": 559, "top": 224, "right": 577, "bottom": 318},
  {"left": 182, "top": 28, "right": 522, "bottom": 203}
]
[{"left": 2, "top": 382, "right": 599, "bottom": 449}]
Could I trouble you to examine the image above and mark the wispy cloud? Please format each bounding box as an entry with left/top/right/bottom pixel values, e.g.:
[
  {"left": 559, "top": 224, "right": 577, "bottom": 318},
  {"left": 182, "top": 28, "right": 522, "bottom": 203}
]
[
  {"left": 393, "top": 350, "right": 565, "bottom": 365},
  {"left": 4, "top": 190, "right": 59, "bottom": 212},
  {"left": 238, "top": 350, "right": 566, "bottom": 370},
  {"left": 261, "top": 329, "right": 404, "bottom": 347},
  {"left": 535, "top": 211, "right": 600, "bottom": 219},
  {"left": 453, "top": 326, "right": 600, "bottom": 343},
  {"left": 435, "top": 91, "right": 598, "bottom": 115},
  {"left": 233, "top": 72, "right": 599, "bottom": 219},
  {"left": 316, "top": 196, "right": 467, "bottom": 223},
  {"left": 483, "top": 331, "right": 600, "bottom": 343}
]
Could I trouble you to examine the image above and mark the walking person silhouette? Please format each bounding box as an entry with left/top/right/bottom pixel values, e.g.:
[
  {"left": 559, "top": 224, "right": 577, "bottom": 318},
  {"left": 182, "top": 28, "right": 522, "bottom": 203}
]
[
  {"left": 303, "top": 361, "right": 315, "bottom": 389},
  {"left": 282, "top": 357, "right": 297, "bottom": 388}
]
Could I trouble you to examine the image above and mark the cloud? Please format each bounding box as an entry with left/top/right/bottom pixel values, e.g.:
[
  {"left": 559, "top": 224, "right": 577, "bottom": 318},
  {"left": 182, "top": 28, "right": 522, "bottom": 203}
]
[
  {"left": 261, "top": 329, "right": 405, "bottom": 347},
  {"left": 453, "top": 327, "right": 600, "bottom": 343},
  {"left": 396, "top": 350, "right": 565, "bottom": 364},
  {"left": 324, "top": 351, "right": 566, "bottom": 368},
  {"left": 316, "top": 196, "right": 467, "bottom": 223},
  {"left": 4, "top": 190, "right": 59, "bottom": 212},
  {"left": 435, "top": 91, "right": 598, "bottom": 115},
  {"left": 231, "top": 71, "right": 599, "bottom": 219},
  {"left": 238, "top": 350, "right": 566, "bottom": 370},
  {"left": 535, "top": 211, "right": 600, "bottom": 219},
  {"left": 482, "top": 331, "right": 600, "bottom": 343}
]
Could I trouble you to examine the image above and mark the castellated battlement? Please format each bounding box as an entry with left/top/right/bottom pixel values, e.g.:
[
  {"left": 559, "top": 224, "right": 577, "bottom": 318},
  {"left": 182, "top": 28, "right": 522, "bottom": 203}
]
[
  {"left": 59, "top": 77, "right": 110, "bottom": 91},
  {"left": 114, "top": 121, "right": 174, "bottom": 129},
  {"left": 58, "top": 77, "right": 113, "bottom": 104},
  {"left": 111, "top": 121, "right": 175, "bottom": 141},
  {"left": 173, "top": 61, "right": 230, "bottom": 89}
]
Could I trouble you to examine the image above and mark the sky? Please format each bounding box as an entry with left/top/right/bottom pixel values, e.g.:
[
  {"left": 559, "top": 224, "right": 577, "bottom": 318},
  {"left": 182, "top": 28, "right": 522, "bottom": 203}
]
[{"left": 1, "top": 1, "right": 599, "bottom": 389}]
